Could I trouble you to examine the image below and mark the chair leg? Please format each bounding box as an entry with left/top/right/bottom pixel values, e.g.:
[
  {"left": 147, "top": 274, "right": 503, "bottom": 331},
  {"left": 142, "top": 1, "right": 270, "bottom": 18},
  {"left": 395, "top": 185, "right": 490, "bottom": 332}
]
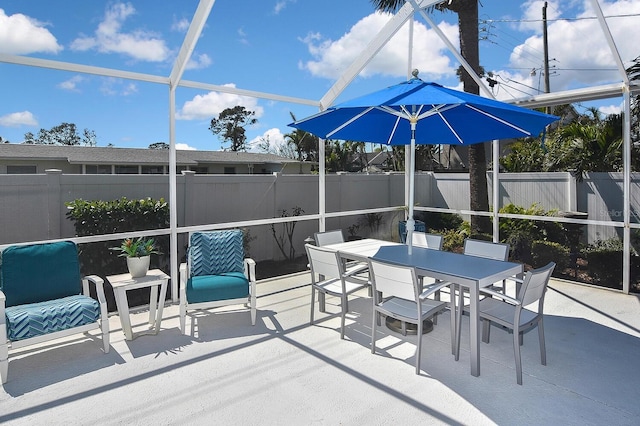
[
  {"left": 310, "top": 287, "right": 316, "bottom": 325},
  {"left": 482, "top": 319, "right": 491, "bottom": 344},
  {"left": 538, "top": 319, "right": 547, "bottom": 366},
  {"left": 514, "top": 326, "right": 523, "bottom": 385},
  {"left": 340, "top": 294, "right": 347, "bottom": 339},
  {"left": 416, "top": 319, "right": 423, "bottom": 375},
  {"left": 250, "top": 294, "right": 257, "bottom": 326},
  {"left": 0, "top": 342, "right": 8, "bottom": 384},
  {"left": 371, "top": 310, "right": 378, "bottom": 354},
  {"left": 101, "top": 318, "right": 110, "bottom": 353},
  {"left": 455, "top": 286, "right": 463, "bottom": 361},
  {"left": 179, "top": 300, "right": 187, "bottom": 335},
  {"left": 432, "top": 289, "right": 440, "bottom": 325}
]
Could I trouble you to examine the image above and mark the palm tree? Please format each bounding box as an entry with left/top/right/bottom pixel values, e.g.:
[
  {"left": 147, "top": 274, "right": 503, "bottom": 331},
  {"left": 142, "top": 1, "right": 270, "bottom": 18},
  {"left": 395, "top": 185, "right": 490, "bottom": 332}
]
[
  {"left": 370, "top": 0, "right": 491, "bottom": 234},
  {"left": 283, "top": 112, "right": 319, "bottom": 164}
]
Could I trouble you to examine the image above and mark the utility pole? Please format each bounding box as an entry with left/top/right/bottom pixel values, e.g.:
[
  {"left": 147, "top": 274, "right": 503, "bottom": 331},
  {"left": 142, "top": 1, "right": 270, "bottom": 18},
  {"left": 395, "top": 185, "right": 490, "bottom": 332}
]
[{"left": 543, "top": 1, "right": 551, "bottom": 113}]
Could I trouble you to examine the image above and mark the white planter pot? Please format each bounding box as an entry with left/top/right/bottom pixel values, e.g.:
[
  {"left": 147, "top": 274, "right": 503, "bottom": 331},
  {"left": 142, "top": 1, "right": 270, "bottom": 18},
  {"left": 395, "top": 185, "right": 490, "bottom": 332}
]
[{"left": 126, "top": 255, "right": 150, "bottom": 278}]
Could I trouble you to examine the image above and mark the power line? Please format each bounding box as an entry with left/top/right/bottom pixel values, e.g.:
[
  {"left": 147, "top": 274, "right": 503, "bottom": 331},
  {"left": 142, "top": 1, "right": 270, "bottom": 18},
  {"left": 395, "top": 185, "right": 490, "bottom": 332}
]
[{"left": 481, "top": 13, "right": 640, "bottom": 24}]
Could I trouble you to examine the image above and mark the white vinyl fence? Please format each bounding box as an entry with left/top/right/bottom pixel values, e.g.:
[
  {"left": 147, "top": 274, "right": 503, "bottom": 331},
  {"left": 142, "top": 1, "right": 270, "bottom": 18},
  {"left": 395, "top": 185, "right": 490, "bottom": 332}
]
[{"left": 0, "top": 170, "right": 636, "bottom": 261}]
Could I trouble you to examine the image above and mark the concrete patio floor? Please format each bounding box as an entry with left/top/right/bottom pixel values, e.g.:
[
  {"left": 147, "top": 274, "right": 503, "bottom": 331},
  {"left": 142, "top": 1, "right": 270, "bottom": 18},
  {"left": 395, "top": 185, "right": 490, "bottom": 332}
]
[{"left": 1, "top": 272, "right": 639, "bottom": 425}]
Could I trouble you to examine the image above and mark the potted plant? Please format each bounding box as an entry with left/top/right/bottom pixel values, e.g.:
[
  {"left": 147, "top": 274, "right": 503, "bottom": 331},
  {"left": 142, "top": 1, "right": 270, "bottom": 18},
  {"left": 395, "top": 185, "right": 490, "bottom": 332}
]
[{"left": 112, "top": 237, "right": 161, "bottom": 278}]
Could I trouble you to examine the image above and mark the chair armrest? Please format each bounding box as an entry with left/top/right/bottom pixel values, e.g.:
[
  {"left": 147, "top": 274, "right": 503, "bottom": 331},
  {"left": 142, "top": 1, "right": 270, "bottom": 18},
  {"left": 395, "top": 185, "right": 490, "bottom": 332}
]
[
  {"left": 244, "top": 258, "right": 256, "bottom": 282},
  {"left": 419, "top": 281, "right": 453, "bottom": 300},
  {"left": 179, "top": 263, "right": 188, "bottom": 298},
  {"left": 82, "top": 275, "right": 108, "bottom": 322},
  {"left": 82, "top": 275, "right": 107, "bottom": 305},
  {"left": 479, "top": 287, "right": 521, "bottom": 305},
  {"left": 506, "top": 276, "right": 524, "bottom": 284},
  {"left": 344, "top": 263, "right": 369, "bottom": 277},
  {"left": 0, "top": 290, "right": 5, "bottom": 340}
]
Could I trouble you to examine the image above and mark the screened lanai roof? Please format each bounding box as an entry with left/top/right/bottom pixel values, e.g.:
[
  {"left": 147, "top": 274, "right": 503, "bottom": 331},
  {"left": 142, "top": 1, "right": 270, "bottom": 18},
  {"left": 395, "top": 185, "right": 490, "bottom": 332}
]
[
  {"left": 1, "top": 0, "right": 639, "bottom": 293},
  {"left": 1, "top": 0, "right": 638, "bottom": 147}
]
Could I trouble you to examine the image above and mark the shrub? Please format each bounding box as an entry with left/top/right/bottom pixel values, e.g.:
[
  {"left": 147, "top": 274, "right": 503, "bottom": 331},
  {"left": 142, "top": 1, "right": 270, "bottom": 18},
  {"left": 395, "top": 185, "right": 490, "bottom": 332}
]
[
  {"left": 65, "top": 197, "right": 170, "bottom": 309},
  {"left": 531, "top": 240, "right": 570, "bottom": 270},
  {"left": 417, "top": 211, "right": 463, "bottom": 232},
  {"left": 442, "top": 228, "right": 465, "bottom": 252}
]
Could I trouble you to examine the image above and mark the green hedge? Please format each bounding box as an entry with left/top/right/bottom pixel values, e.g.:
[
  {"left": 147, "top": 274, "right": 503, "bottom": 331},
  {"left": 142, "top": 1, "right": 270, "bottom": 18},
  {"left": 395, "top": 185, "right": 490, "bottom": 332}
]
[
  {"left": 531, "top": 240, "right": 569, "bottom": 270},
  {"left": 65, "top": 197, "right": 170, "bottom": 310}
]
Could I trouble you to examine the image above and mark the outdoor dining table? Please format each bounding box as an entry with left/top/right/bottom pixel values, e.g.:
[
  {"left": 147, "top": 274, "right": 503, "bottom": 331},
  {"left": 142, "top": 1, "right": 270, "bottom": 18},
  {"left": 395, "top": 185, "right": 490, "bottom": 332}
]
[
  {"left": 323, "top": 238, "right": 402, "bottom": 263},
  {"left": 324, "top": 238, "right": 523, "bottom": 377},
  {"left": 371, "top": 243, "right": 523, "bottom": 377}
]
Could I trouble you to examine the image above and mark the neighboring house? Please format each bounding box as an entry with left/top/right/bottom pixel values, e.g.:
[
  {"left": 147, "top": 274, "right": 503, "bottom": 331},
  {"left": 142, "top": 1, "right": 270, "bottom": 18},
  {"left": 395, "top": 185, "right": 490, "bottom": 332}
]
[{"left": 0, "top": 144, "right": 313, "bottom": 175}]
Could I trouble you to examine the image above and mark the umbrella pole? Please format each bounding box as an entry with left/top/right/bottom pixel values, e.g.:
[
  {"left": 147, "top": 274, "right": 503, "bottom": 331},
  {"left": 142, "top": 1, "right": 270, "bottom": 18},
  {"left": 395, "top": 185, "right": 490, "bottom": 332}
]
[{"left": 407, "top": 121, "right": 417, "bottom": 255}]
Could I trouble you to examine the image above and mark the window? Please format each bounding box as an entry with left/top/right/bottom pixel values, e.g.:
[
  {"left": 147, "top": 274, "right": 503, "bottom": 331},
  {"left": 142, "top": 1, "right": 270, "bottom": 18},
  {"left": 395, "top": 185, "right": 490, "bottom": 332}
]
[
  {"left": 86, "top": 165, "right": 113, "bottom": 174},
  {"left": 224, "top": 167, "right": 236, "bottom": 174},
  {"left": 97, "top": 165, "right": 112, "bottom": 174},
  {"left": 7, "top": 165, "right": 37, "bottom": 174},
  {"left": 114, "top": 165, "right": 138, "bottom": 174},
  {"left": 191, "top": 166, "right": 208, "bottom": 174},
  {"left": 142, "top": 165, "right": 165, "bottom": 174}
]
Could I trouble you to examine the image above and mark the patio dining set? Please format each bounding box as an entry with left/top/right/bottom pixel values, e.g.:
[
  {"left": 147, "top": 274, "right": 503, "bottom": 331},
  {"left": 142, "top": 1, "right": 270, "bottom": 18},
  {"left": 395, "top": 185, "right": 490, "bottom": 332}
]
[
  {"left": 306, "top": 230, "right": 555, "bottom": 385},
  {"left": 1, "top": 229, "right": 552, "bottom": 386}
]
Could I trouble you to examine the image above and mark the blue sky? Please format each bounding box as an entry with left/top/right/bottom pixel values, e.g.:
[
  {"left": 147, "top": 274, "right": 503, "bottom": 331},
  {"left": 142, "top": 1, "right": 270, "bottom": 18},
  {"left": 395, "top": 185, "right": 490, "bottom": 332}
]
[{"left": 0, "top": 1, "right": 638, "bottom": 152}]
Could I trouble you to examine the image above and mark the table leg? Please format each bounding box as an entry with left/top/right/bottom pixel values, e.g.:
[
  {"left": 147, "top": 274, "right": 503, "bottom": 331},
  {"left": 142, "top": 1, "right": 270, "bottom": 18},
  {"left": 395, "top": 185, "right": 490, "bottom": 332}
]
[
  {"left": 469, "top": 284, "right": 480, "bottom": 377},
  {"left": 450, "top": 283, "right": 457, "bottom": 356},
  {"left": 114, "top": 288, "right": 134, "bottom": 341},
  {"left": 154, "top": 279, "right": 168, "bottom": 334},
  {"left": 149, "top": 285, "right": 158, "bottom": 326},
  {"left": 455, "top": 285, "right": 463, "bottom": 361}
]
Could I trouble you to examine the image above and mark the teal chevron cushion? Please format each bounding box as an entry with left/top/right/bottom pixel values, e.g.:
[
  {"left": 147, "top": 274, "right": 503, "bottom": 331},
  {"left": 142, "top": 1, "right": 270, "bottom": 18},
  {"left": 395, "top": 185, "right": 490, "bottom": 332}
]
[
  {"left": 0, "top": 241, "right": 81, "bottom": 307},
  {"left": 186, "top": 272, "right": 249, "bottom": 303},
  {"left": 189, "top": 230, "right": 245, "bottom": 276},
  {"left": 5, "top": 295, "right": 100, "bottom": 341}
]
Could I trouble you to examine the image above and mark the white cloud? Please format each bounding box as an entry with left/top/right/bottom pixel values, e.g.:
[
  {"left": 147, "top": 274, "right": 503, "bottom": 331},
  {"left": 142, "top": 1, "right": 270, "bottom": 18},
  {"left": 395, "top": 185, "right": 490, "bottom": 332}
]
[
  {"left": 274, "top": 0, "right": 296, "bottom": 15},
  {"left": 599, "top": 103, "right": 622, "bottom": 115},
  {"left": 186, "top": 53, "right": 212, "bottom": 70},
  {"left": 0, "top": 9, "right": 62, "bottom": 54},
  {"left": 70, "top": 2, "right": 171, "bottom": 62},
  {"left": 518, "top": 1, "right": 562, "bottom": 33},
  {"left": 171, "top": 17, "right": 190, "bottom": 33},
  {"left": 237, "top": 27, "right": 249, "bottom": 45},
  {"left": 509, "top": 0, "right": 640, "bottom": 91},
  {"left": 99, "top": 77, "right": 138, "bottom": 96},
  {"left": 0, "top": 111, "right": 38, "bottom": 127},
  {"left": 57, "top": 75, "right": 85, "bottom": 92},
  {"left": 248, "top": 128, "right": 287, "bottom": 153},
  {"left": 299, "top": 12, "right": 458, "bottom": 80},
  {"left": 176, "top": 84, "right": 265, "bottom": 120},
  {"left": 176, "top": 143, "right": 197, "bottom": 150}
]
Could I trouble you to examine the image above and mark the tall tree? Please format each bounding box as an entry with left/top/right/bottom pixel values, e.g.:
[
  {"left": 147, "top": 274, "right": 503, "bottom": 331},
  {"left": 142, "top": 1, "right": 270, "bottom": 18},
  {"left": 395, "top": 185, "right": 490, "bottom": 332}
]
[
  {"left": 149, "top": 142, "right": 170, "bottom": 149},
  {"left": 209, "top": 106, "right": 257, "bottom": 152},
  {"left": 371, "top": 0, "right": 491, "bottom": 234},
  {"left": 24, "top": 122, "right": 97, "bottom": 146},
  {"left": 283, "top": 112, "right": 319, "bottom": 162}
]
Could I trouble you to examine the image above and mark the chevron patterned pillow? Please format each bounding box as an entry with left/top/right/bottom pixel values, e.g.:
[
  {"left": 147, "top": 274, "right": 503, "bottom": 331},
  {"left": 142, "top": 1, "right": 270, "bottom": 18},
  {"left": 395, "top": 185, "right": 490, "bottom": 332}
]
[{"left": 189, "top": 230, "right": 245, "bottom": 277}]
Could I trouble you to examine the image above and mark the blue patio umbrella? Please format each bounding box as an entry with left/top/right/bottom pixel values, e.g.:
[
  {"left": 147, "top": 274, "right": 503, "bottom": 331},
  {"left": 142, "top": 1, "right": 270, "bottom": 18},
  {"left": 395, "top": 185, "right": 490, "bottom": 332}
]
[{"left": 289, "top": 73, "right": 559, "bottom": 252}]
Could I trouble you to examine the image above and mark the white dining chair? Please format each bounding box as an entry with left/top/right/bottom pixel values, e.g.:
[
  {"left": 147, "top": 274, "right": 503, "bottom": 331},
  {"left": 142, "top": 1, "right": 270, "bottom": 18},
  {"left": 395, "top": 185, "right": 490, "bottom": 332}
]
[
  {"left": 369, "top": 258, "right": 449, "bottom": 375},
  {"left": 453, "top": 238, "right": 512, "bottom": 359},
  {"left": 305, "top": 244, "right": 368, "bottom": 339},
  {"left": 478, "top": 261, "right": 556, "bottom": 384},
  {"left": 410, "top": 231, "right": 443, "bottom": 250},
  {"left": 409, "top": 232, "right": 447, "bottom": 325}
]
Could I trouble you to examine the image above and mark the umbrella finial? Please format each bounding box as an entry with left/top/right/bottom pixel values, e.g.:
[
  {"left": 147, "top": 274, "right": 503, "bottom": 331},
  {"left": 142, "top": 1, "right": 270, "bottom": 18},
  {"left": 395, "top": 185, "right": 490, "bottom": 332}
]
[{"left": 411, "top": 69, "right": 419, "bottom": 79}]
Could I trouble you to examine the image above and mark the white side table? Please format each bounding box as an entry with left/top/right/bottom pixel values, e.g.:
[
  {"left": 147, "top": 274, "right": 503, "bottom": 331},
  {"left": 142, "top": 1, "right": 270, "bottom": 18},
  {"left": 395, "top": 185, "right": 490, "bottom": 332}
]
[{"left": 107, "top": 269, "right": 169, "bottom": 341}]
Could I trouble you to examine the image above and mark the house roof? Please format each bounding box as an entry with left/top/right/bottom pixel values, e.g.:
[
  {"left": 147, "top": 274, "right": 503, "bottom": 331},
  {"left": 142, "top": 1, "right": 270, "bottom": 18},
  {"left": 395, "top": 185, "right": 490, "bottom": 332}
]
[{"left": 0, "top": 143, "right": 299, "bottom": 166}]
